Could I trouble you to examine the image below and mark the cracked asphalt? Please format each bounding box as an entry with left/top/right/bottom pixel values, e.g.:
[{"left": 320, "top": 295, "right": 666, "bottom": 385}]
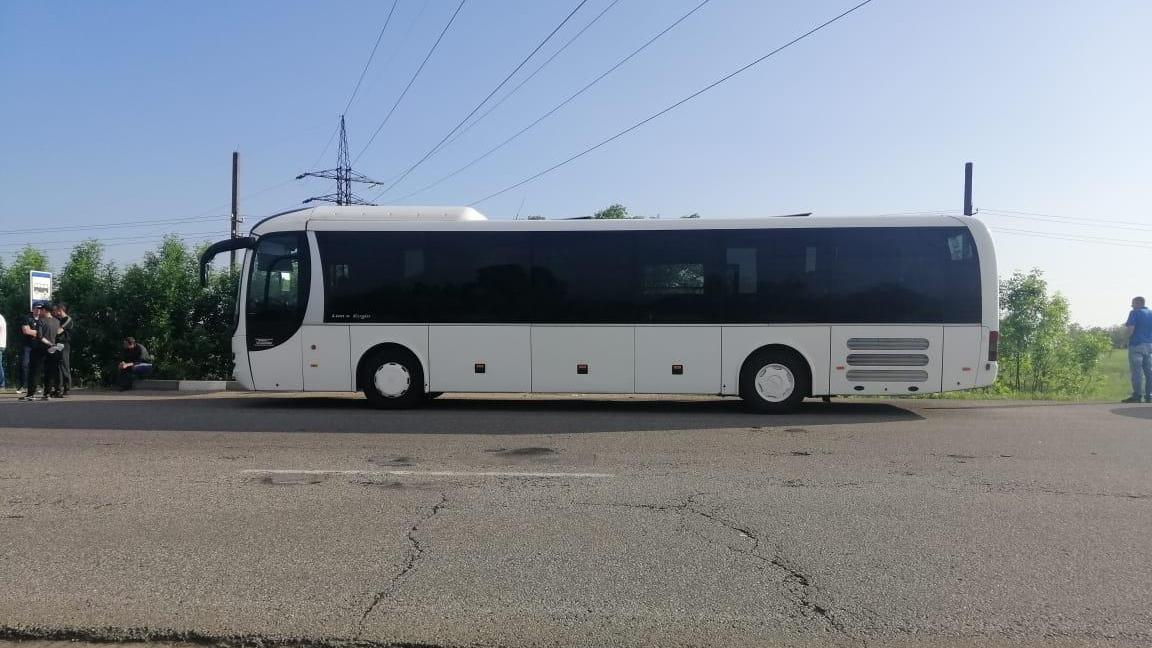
[{"left": 1, "top": 392, "right": 1150, "bottom": 648}]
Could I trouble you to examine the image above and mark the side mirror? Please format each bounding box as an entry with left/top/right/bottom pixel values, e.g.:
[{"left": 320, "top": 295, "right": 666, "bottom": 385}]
[{"left": 199, "top": 236, "right": 257, "bottom": 286}]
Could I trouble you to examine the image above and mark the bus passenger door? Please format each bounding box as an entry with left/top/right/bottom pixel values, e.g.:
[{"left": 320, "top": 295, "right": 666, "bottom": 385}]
[
  {"left": 246, "top": 232, "right": 309, "bottom": 391},
  {"left": 829, "top": 326, "right": 943, "bottom": 396}
]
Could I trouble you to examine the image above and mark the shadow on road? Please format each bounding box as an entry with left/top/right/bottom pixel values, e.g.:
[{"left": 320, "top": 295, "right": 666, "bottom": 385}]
[
  {"left": 1111, "top": 406, "right": 1152, "bottom": 420},
  {"left": 0, "top": 395, "right": 923, "bottom": 434}
]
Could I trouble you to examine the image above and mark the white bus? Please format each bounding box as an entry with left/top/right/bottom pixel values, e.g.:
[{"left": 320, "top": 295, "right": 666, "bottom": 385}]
[{"left": 200, "top": 206, "right": 999, "bottom": 412}]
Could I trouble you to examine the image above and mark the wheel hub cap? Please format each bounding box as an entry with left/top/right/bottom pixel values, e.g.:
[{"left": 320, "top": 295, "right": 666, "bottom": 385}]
[
  {"left": 754, "top": 364, "right": 795, "bottom": 402},
  {"left": 373, "top": 362, "right": 410, "bottom": 398}
]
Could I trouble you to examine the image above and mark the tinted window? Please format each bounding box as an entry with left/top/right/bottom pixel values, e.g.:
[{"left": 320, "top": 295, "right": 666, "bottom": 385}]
[
  {"left": 532, "top": 231, "right": 636, "bottom": 322},
  {"left": 636, "top": 230, "right": 722, "bottom": 323},
  {"left": 317, "top": 231, "right": 427, "bottom": 322},
  {"left": 423, "top": 232, "right": 531, "bottom": 322},
  {"left": 318, "top": 225, "right": 980, "bottom": 325},
  {"left": 722, "top": 227, "right": 980, "bottom": 324},
  {"left": 828, "top": 229, "right": 946, "bottom": 322},
  {"left": 723, "top": 229, "right": 834, "bottom": 323},
  {"left": 246, "top": 232, "right": 309, "bottom": 350}
]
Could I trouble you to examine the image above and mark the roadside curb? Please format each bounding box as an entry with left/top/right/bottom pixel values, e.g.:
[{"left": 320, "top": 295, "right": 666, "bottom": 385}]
[{"left": 136, "top": 379, "right": 242, "bottom": 392}]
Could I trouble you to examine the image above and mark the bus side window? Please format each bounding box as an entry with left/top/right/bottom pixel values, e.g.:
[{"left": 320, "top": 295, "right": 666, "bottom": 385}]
[
  {"left": 636, "top": 230, "right": 721, "bottom": 323},
  {"left": 726, "top": 248, "right": 757, "bottom": 295}
]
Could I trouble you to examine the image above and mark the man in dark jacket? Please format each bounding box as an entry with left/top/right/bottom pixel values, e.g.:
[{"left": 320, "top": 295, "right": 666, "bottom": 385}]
[
  {"left": 53, "top": 303, "right": 73, "bottom": 396},
  {"left": 18, "top": 308, "right": 38, "bottom": 392},
  {"left": 117, "top": 337, "right": 154, "bottom": 390},
  {"left": 20, "top": 303, "right": 61, "bottom": 401}
]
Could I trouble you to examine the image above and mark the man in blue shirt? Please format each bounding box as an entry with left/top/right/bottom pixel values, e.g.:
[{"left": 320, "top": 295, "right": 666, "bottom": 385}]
[{"left": 1123, "top": 296, "right": 1152, "bottom": 403}]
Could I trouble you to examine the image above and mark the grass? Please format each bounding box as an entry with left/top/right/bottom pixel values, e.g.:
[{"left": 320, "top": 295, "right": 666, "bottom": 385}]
[
  {"left": 1094, "top": 350, "right": 1134, "bottom": 400},
  {"left": 929, "top": 349, "right": 1133, "bottom": 402}
]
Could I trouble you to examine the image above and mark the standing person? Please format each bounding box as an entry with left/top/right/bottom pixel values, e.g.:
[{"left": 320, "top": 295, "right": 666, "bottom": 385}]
[
  {"left": 1123, "top": 296, "right": 1152, "bottom": 403},
  {"left": 19, "top": 308, "right": 38, "bottom": 393},
  {"left": 117, "top": 337, "right": 154, "bottom": 390},
  {"left": 20, "top": 303, "right": 60, "bottom": 401},
  {"left": 0, "top": 311, "right": 7, "bottom": 389},
  {"left": 53, "top": 303, "right": 73, "bottom": 397}
]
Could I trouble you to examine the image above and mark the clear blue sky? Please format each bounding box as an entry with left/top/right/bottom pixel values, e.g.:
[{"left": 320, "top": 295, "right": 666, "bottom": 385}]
[{"left": 2, "top": 0, "right": 1150, "bottom": 325}]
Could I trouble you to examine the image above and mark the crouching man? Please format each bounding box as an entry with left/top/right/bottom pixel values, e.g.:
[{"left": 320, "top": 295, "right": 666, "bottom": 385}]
[{"left": 117, "top": 337, "right": 154, "bottom": 390}]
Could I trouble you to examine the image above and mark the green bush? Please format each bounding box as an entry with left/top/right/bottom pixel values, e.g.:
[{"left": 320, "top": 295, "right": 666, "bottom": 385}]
[{"left": 2, "top": 237, "right": 237, "bottom": 386}]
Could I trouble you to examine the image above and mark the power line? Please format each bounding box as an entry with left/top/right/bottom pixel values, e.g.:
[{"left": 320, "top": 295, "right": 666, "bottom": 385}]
[
  {"left": 386, "top": 0, "right": 709, "bottom": 203},
  {"left": 3, "top": 176, "right": 297, "bottom": 237},
  {"left": 982, "top": 208, "right": 1152, "bottom": 230},
  {"left": 422, "top": 0, "right": 624, "bottom": 170},
  {"left": 0, "top": 231, "right": 228, "bottom": 254},
  {"left": 468, "top": 0, "right": 877, "bottom": 206},
  {"left": 343, "top": 0, "right": 402, "bottom": 116},
  {"left": 353, "top": 0, "right": 469, "bottom": 164},
  {"left": 305, "top": 1, "right": 403, "bottom": 173},
  {"left": 989, "top": 226, "right": 1152, "bottom": 249},
  {"left": 985, "top": 211, "right": 1152, "bottom": 233},
  {"left": 5, "top": 215, "right": 221, "bottom": 236},
  {"left": 371, "top": 0, "right": 591, "bottom": 195}
]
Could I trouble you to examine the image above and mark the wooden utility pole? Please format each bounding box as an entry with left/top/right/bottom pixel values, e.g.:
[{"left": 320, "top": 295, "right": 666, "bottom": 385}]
[{"left": 230, "top": 151, "right": 240, "bottom": 269}]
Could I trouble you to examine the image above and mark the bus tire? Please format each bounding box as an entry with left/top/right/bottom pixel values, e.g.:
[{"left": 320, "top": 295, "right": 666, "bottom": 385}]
[
  {"left": 740, "top": 349, "right": 809, "bottom": 413},
  {"left": 362, "top": 349, "right": 425, "bottom": 409}
]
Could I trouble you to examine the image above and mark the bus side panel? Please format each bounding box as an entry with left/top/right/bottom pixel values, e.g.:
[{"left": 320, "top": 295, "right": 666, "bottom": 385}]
[
  {"left": 720, "top": 326, "right": 831, "bottom": 397},
  {"left": 349, "top": 325, "right": 430, "bottom": 393},
  {"left": 635, "top": 326, "right": 721, "bottom": 394},
  {"left": 429, "top": 325, "right": 531, "bottom": 392},
  {"left": 942, "top": 326, "right": 982, "bottom": 391},
  {"left": 976, "top": 326, "right": 999, "bottom": 388},
  {"left": 302, "top": 325, "right": 352, "bottom": 391},
  {"left": 531, "top": 326, "right": 634, "bottom": 393}
]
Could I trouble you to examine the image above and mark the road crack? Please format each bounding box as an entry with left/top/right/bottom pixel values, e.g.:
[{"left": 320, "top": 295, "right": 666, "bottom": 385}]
[
  {"left": 354, "top": 492, "right": 448, "bottom": 639},
  {"left": 583, "top": 493, "right": 863, "bottom": 645},
  {"left": 681, "top": 498, "right": 859, "bottom": 644}
]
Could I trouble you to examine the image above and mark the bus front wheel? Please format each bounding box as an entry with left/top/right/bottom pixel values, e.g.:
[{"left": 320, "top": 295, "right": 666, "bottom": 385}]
[
  {"left": 363, "top": 350, "right": 425, "bottom": 409},
  {"left": 740, "top": 350, "right": 809, "bottom": 413}
]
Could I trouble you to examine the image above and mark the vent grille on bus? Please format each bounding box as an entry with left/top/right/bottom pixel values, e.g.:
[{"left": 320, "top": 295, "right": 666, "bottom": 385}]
[
  {"left": 846, "top": 369, "right": 930, "bottom": 382},
  {"left": 846, "top": 337, "right": 930, "bottom": 351},
  {"left": 846, "top": 354, "right": 930, "bottom": 367}
]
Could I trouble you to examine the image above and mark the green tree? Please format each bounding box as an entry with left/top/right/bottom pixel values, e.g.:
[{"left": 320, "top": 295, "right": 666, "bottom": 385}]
[
  {"left": 999, "top": 269, "right": 1047, "bottom": 391},
  {"left": 1, "top": 246, "right": 51, "bottom": 381},
  {"left": 115, "top": 236, "right": 204, "bottom": 379},
  {"left": 997, "top": 268, "right": 1111, "bottom": 396},
  {"left": 1104, "top": 324, "right": 1129, "bottom": 349},
  {"left": 593, "top": 203, "right": 629, "bottom": 219},
  {"left": 55, "top": 240, "right": 122, "bottom": 385}
]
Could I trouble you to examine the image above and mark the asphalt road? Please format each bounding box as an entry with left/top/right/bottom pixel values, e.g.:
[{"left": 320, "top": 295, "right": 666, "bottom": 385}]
[{"left": 1, "top": 392, "right": 1150, "bottom": 648}]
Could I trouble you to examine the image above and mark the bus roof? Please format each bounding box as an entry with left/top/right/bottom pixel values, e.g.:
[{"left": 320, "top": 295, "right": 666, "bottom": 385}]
[{"left": 251, "top": 205, "right": 979, "bottom": 235}]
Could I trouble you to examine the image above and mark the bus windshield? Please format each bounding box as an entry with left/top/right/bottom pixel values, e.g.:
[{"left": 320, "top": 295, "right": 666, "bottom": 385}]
[{"left": 246, "top": 232, "right": 309, "bottom": 350}]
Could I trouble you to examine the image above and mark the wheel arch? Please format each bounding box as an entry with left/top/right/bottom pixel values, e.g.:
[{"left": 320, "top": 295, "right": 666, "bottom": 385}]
[
  {"left": 740, "top": 344, "right": 814, "bottom": 397},
  {"left": 354, "top": 342, "right": 428, "bottom": 393}
]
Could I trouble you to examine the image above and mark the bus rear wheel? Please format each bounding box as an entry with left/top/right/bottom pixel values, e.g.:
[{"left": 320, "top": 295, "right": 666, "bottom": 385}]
[
  {"left": 740, "top": 350, "right": 809, "bottom": 413},
  {"left": 363, "top": 350, "right": 424, "bottom": 409}
]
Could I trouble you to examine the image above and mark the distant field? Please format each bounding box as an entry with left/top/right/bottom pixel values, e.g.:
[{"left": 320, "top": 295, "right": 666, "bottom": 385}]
[{"left": 1094, "top": 350, "right": 1132, "bottom": 400}]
